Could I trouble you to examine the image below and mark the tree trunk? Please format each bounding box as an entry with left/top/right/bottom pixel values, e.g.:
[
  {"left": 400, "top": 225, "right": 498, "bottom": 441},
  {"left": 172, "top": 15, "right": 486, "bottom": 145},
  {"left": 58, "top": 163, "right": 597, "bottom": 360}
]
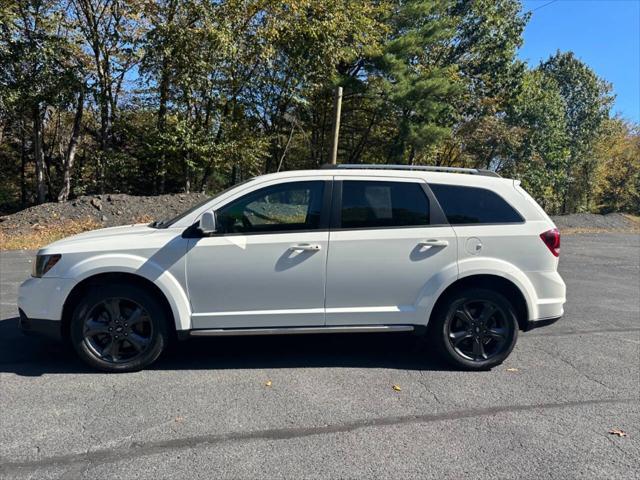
[
  {"left": 20, "top": 116, "right": 27, "bottom": 206},
  {"left": 58, "top": 89, "right": 84, "bottom": 202},
  {"left": 184, "top": 154, "right": 191, "bottom": 193},
  {"left": 33, "top": 105, "right": 46, "bottom": 204},
  {"left": 156, "top": 62, "right": 170, "bottom": 194}
]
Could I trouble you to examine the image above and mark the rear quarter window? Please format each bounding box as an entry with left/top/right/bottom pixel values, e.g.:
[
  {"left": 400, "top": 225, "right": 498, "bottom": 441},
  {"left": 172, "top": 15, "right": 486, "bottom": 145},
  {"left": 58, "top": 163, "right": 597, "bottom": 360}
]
[{"left": 429, "top": 184, "right": 523, "bottom": 225}]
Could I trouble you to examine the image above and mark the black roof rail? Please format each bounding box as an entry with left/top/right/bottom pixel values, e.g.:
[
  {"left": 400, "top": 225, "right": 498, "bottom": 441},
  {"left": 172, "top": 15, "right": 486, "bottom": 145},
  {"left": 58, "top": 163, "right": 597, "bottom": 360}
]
[{"left": 320, "top": 164, "right": 501, "bottom": 178}]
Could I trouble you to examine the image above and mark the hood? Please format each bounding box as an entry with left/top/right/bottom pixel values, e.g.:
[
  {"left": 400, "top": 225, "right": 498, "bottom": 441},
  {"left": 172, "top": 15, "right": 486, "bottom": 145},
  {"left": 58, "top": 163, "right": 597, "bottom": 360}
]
[{"left": 39, "top": 223, "right": 161, "bottom": 254}]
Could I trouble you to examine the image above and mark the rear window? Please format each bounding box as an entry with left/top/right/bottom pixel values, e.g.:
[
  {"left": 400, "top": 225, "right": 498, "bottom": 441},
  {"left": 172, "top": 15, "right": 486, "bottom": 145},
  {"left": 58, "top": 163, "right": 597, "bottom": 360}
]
[
  {"left": 429, "top": 184, "right": 523, "bottom": 225},
  {"left": 340, "top": 181, "right": 430, "bottom": 228}
]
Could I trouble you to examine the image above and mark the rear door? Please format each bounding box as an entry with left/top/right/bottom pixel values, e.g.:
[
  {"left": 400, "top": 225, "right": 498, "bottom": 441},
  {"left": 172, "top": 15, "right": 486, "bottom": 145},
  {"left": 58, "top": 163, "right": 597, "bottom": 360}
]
[{"left": 325, "top": 176, "right": 458, "bottom": 326}]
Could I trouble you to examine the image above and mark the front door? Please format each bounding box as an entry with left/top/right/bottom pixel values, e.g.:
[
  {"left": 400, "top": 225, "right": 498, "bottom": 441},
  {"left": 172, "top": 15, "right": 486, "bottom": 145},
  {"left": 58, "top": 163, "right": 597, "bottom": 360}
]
[
  {"left": 325, "top": 177, "right": 457, "bottom": 326},
  {"left": 186, "top": 179, "right": 330, "bottom": 329}
]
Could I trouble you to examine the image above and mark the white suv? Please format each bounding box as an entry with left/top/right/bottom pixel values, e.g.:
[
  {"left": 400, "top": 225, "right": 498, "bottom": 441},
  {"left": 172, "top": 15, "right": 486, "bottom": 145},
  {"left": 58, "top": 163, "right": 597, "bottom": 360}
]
[{"left": 17, "top": 165, "right": 565, "bottom": 372}]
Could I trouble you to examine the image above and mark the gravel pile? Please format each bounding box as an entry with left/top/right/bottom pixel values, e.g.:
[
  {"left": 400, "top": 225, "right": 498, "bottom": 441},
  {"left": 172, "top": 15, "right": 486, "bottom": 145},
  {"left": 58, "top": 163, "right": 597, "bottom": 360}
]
[
  {"left": 551, "top": 212, "right": 639, "bottom": 233},
  {"left": 0, "top": 193, "right": 208, "bottom": 236}
]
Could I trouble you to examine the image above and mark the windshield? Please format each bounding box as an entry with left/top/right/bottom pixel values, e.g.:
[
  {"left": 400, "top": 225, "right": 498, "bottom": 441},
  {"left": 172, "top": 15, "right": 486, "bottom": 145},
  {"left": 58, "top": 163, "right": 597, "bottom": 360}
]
[{"left": 150, "top": 178, "right": 255, "bottom": 229}]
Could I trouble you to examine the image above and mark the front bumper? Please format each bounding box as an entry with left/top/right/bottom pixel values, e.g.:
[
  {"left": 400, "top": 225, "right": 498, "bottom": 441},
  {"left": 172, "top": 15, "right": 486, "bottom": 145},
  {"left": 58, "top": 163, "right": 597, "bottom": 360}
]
[
  {"left": 18, "top": 276, "right": 75, "bottom": 321},
  {"left": 524, "top": 315, "right": 562, "bottom": 332},
  {"left": 18, "top": 308, "right": 62, "bottom": 340}
]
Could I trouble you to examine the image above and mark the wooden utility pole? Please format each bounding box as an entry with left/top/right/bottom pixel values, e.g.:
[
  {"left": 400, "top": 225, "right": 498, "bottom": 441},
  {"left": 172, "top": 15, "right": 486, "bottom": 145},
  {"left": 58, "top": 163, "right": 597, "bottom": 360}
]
[{"left": 330, "top": 86, "right": 343, "bottom": 165}]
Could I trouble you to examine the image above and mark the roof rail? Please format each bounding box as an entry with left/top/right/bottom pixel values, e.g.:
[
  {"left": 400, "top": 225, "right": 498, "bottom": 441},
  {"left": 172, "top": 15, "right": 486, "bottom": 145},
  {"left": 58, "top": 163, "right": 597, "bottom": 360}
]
[{"left": 321, "top": 164, "right": 501, "bottom": 178}]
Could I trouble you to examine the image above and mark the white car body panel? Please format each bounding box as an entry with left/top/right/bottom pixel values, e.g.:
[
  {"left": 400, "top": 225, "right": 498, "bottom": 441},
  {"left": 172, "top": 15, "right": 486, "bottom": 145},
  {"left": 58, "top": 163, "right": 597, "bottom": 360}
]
[
  {"left": 187, "top": 230, "right": 328, "bottom": 328},
  {"left": 325, "top": 225, "right": 458, "bottom": 326},
  {"left": 17, "top": 168, "right": 566, "bottom": 338}
]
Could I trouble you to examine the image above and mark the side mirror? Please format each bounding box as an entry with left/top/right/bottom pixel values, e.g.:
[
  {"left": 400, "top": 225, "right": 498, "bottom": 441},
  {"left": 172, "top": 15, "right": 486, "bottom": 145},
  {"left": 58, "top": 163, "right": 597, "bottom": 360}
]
[{"left": 198, "top": 211, "right": 217, "bottom": 235}]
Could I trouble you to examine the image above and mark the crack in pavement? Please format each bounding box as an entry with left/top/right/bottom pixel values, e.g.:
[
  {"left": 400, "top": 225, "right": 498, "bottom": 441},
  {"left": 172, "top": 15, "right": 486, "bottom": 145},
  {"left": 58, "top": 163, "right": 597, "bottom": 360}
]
[
  {"left": 535, "top": 343, "right": 615, "bottom": 393},
  {"left": 527, "top": 327, "right": 640, "bottom": 337},
  {"left": 0, "top": 397, "right": 634, "bottom": 474}
]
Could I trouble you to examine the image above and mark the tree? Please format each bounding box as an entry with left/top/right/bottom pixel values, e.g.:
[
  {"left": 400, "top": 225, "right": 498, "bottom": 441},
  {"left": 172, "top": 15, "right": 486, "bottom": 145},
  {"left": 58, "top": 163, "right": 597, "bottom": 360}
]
[
  {"left": 0, "top": 0, "right": 81, "bottom": 203},
  {"left": 70, "top": 0, "right": 143, "bottom": 192},
  {"left": 431, "top": 0, "right": 529, "bottom": 168},
  {"left": 540, "top": 51, "right": 614, "bottom": 212},
  {"left": 592, "top": 119, "right": 640, "bottom": 213},
  {"left": 506, "top": 69, "right": 569, "bottom": 213}
]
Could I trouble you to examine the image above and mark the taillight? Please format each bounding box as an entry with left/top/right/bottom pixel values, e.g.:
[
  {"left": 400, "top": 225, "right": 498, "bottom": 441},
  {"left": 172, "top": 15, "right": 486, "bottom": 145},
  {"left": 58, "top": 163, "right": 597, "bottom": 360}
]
[{"left": 540, "top": 228, "right": 560, "bottom": 257}]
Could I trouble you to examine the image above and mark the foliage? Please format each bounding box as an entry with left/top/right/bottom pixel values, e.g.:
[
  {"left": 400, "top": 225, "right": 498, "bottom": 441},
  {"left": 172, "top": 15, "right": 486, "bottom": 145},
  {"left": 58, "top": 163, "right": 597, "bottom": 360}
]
[
  {"left": 0, "top": 0, "right": 636, "bottom": 216},
  {"left": 592, "top": 119, "right": 640, "bottom": 214}
]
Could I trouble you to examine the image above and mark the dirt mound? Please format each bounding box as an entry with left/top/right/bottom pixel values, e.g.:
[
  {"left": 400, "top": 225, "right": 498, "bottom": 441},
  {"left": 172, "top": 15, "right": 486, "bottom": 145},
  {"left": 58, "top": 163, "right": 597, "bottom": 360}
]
[
  {"left": 0, "top": 193, "right": 208, "bottom": 249},
  {"left": 551, "top": 213, "right": 639, "bottom": 233}
]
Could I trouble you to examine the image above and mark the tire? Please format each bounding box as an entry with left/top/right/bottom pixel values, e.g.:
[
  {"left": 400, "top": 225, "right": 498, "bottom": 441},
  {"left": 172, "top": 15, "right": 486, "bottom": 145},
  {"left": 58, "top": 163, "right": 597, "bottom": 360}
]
[
  {"left": 69, "top": 283, "right": 169, "bottom": 372},
  {"left": 429, "top": 288, "right": 519, "bottom": 370}
]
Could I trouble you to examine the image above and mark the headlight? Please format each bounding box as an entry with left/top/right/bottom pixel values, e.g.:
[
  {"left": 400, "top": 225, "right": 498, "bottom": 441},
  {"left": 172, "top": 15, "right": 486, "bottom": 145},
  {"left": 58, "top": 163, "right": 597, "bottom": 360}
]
[{"left": 32, "top": 254, "right": 62, "bottom": 278}]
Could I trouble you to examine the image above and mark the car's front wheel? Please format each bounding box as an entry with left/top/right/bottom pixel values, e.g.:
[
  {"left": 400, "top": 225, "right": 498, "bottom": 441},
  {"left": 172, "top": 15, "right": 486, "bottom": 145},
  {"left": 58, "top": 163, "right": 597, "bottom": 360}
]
[
  {"left": 430, "top": 288, "right": 519, "bottom": 370},
  {"left": 70, "top": 283, "right": 168, "bottom": 372}
]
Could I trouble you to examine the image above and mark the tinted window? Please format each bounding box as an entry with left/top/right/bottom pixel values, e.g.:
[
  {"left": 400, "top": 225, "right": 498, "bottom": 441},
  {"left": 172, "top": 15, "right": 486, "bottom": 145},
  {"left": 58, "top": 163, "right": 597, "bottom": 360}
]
[
  {"left": 429, "top": 184, "right": 523, "bottom": 224},
  {"left": 340, "top": 181, "right": 430, "bottom": 228},
  {"left": 217, "top": 181, "right": 325, "bottom": 233}
]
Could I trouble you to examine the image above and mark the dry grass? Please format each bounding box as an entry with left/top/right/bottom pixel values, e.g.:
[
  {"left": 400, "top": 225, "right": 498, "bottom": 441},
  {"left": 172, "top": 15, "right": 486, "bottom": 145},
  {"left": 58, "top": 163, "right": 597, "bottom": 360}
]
[
  {"left": 0, "top": 215, "right": 158, "bottom": 251},
  {"left": 0, "top": 217, "right": 101, "bottom": 251},
  {"left": 561, "top": 222, "right": 640, "bottom": 235},
  {"left": 623, "top": 213, "right": 640, "bottom": 225}
]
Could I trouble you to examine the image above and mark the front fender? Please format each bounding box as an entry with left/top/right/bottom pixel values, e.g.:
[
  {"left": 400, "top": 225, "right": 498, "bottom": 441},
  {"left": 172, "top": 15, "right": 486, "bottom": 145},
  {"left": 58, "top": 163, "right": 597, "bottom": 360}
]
[{"left": 64, "top": 253, "right": 191, "bottom": 331}]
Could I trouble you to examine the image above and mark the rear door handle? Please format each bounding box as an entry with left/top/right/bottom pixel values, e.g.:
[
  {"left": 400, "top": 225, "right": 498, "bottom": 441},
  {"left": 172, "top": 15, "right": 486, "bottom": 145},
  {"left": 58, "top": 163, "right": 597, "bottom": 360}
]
[
  {"left": 289, "top": 243, "right": 322, "bottom": 252},
  {"left": 418, "top": 239, "right": 449, "bottom": 248}
]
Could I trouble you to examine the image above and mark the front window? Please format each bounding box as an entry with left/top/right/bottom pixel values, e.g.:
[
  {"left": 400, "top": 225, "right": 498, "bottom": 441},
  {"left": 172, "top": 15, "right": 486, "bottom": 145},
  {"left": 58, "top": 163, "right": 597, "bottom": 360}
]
[{"left": 217, "top": 181, "right": 325, "bottom": 234}]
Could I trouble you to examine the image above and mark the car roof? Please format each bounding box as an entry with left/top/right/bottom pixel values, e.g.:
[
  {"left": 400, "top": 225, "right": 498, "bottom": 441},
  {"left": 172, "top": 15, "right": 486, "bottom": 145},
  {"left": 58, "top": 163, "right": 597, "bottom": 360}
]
[{"left": 255, "top": 167, "right": 514, "bottom": 188}]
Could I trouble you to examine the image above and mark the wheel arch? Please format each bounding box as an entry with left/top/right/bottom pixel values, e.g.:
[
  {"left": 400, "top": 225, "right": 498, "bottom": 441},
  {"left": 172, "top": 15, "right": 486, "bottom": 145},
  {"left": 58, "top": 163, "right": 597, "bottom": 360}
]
[
  {"left": 61, "top": 272, "right": 181, "bottom": 341},
  {"left": 428, "top": 274, "right": 530, "bottom": 331}
]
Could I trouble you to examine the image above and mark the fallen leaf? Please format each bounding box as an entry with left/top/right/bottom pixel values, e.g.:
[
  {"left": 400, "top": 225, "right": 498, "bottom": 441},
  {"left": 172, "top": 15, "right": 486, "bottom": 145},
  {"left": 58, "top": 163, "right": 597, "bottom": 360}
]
[
  {"left": 392, "top": 385, "right": 402, "bottom": 392},
  {"left": 609, "top": 429, "right": 627, "bottom": 437},
  {"left": 265, "top": 380, "right": 272, "bottom": 387},
  {"left": 506, "top": 368, "right": 519, "bottom": 372}
]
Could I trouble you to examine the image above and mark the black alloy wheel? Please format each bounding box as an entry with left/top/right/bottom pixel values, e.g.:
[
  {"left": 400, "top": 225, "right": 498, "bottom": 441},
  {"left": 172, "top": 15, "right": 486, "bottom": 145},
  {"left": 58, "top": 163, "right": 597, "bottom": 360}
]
[
  {"left": 82, "top": 297, "right": 153, "bottom": 364},
  {"left": 430, "top": 288, "right": 518, "bottom": 370},
  {"left": 446, "top": 298, "right": 512, "bottom": 362},
  {"left": 70, "top": 283, "right": 168, "bottom": 372}
]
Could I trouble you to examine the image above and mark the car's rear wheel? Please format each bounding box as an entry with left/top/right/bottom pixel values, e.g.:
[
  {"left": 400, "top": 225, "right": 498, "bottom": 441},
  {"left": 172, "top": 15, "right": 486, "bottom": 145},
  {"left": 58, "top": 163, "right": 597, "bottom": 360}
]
[
  {"left": 70, "top": 283, "right": 168, "bottom": 372},
  {"left": 430, "top": 288, "right": 518, "bottom": 370}
]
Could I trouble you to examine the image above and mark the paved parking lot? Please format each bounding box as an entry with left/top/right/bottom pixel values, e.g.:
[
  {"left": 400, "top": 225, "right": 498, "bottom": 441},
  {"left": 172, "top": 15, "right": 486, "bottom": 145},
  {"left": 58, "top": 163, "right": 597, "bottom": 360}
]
[{"left": 1, "top": 233, "right": 638, "bottom": 479}]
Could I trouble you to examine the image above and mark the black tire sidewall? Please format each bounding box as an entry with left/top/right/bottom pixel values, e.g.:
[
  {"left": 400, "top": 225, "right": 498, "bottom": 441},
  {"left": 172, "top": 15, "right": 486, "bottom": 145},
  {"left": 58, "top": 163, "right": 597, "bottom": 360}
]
[
  {"left": 70, "top": 283, "right": 168, "bottom": 372},
  {"left": 433, "top": 288, "right": 519, "bottom": 370}
]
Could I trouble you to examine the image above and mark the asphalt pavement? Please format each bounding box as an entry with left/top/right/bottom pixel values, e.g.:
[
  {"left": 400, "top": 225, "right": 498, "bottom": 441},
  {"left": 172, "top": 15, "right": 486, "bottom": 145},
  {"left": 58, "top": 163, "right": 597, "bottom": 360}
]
[{"left": 0, "top": 233, "right": 638, "bottom": 479}]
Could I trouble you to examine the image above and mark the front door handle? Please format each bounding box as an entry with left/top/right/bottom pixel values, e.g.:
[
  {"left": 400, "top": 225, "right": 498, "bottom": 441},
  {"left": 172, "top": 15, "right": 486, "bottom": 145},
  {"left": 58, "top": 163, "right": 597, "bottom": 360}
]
[
  {"left": 418, "top": 239, "right": 449, "bottom": 248},
  {"left": 289, "top": 243, "right": 322, "bottom": 252}
]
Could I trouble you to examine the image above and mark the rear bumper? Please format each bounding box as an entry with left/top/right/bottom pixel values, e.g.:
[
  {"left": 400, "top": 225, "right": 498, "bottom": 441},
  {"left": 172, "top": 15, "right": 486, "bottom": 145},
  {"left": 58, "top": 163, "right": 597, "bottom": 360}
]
[{"left": 18, "top": 308, "right": 62, "bottom": 341}]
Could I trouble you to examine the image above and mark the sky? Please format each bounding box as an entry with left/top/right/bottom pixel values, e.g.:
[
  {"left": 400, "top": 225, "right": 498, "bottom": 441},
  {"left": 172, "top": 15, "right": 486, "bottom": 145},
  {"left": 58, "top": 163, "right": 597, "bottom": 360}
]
[{"left": 519, "top": 0, "right": 640, "bottom": 123}]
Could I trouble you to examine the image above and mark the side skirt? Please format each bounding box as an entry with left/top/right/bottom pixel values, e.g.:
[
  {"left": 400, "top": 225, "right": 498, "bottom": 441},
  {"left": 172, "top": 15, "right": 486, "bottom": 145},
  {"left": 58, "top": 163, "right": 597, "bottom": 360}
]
[{"left": 188, "top": 325, "right": 415, "bottom": 337}]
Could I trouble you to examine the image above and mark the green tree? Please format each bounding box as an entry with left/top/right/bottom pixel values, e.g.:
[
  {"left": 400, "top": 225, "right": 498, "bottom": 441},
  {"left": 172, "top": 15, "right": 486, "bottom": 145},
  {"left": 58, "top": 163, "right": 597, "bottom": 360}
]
[
  {"left": 593, "top": 119, "right": 640, "bottom": 214},
  {"left": 540, "top": 51, "right": 614, "bottom": 212},
  {"left": 0, "top": 0, "right": 81, "bottom": 203},
  {"left": 506, "top": 69, "right": 569, "bottom": 213}
]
